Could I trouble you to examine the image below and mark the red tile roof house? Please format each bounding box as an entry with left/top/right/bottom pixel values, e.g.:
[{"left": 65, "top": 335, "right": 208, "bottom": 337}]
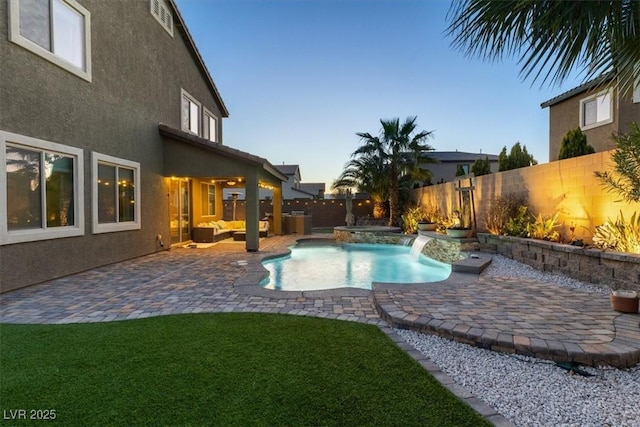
[{"left": 0, "top": 0, "right": 287, "bottom": 293}]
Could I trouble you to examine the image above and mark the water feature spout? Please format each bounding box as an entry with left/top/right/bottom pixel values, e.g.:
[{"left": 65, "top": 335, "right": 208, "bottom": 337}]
[
  {"left": 399, "top": 236, "right": 412, "bottom": 246},
  {"left": 409, "top": 235, "right": 432, "bottom": 258}
]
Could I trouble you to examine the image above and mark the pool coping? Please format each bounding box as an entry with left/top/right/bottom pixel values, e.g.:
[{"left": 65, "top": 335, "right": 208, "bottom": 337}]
[
  {"left": 236, "top": 240, "right": 492, "bottom": 299},
  {"left": 240, "top": 239, "right": 640, "bottom": 369}
]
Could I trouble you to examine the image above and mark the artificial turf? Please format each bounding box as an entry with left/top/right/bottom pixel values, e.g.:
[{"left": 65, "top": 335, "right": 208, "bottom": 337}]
[{"left": 0, "top": 313, "right": 490, "bottom": 426}]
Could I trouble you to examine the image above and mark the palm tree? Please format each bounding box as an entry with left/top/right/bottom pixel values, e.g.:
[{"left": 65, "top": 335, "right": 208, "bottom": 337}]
[
  {"left": 446, "top": 0, "right": 640, "bottom": 97},
  {"left": 332, "top": 154, "right": 390, "bottom": 219},
  {"left": 336, "top": 117, "right": 435, "bottom": 226}
]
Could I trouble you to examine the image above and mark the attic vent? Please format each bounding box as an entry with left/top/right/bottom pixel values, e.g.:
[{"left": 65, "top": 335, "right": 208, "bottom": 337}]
[{"left": 150, "top": 0, "right": 173, "bottom": 37}]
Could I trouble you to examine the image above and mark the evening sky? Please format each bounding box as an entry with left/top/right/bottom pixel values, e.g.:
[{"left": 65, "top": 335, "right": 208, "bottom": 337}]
[{"left": 174, "top": 0, "right": 585, "bottom": 191}]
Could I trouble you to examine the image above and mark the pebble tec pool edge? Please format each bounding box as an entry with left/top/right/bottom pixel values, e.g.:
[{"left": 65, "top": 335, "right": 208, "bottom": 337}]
[{"left": 260, "top": 241, "right": 451, "bottom": 292}]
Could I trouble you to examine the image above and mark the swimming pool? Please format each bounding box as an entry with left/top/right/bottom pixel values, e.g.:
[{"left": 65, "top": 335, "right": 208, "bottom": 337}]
[{"left": 260, "top": 243, "right": 451, "bottom": 291}]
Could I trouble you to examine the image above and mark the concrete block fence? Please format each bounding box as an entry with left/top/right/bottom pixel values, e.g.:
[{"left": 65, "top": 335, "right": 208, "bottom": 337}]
[{"left": 411, "top": 151, "right": 639, "bottom": 243}]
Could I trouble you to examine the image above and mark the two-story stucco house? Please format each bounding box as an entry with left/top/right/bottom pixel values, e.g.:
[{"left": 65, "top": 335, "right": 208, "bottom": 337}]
[
  {"left": 266, "top": 165, "right": 325, "bottom": 200},
  {"left": 541, "top": 75, "right": 640, "bottom": 161},
  {"left": 0, "top": 0, "right": 286, "bottom": 293}
]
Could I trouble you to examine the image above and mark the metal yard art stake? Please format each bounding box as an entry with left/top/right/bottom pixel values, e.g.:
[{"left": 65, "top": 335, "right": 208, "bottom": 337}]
[{"left": 454, "top": 173, "right": 477, "bottom": 235}]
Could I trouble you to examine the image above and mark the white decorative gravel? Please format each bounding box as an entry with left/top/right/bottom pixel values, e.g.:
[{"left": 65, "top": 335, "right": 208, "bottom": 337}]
[{"left": 397, "top": 255, "right": 640, "bottom": 427}]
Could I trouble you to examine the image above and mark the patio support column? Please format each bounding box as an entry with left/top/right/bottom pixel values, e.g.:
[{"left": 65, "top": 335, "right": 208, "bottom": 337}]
[
  {"left": 272, "top": 186, "right": 282, "bottom": 235},
  {"left": 245, "top": 173, "right": 260, "bottom": 251}
]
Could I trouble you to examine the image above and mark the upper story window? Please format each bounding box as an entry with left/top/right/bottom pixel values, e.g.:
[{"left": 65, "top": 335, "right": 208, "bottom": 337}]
[
  {"left": 456, "top": 164, "right": 470, "bottom": 176},
  {"left": 181, "top": 89, "right": 201, "bottom": 136},
  {"left": 204, "top": 108, "right": 218, "bottom": 142},
  {"left": 579, "top": 89, "right": 613, "bottom": 130},
  {"left": 8, "top": 0, "right": 92, "bottom": 81},
  {"left": 92, "top": 152, "right": 141, "bottom": 234},
  {"left": 150, "top": 0, "right": 173, "bottom": 37},
  {"left": 1, "top": 130, "right": 84, "bottom": 245}
]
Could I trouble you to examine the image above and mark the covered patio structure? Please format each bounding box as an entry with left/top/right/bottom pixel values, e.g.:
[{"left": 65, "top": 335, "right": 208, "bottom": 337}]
[{"left": 160, "top": 124, "right": 287, "bottom": 251}]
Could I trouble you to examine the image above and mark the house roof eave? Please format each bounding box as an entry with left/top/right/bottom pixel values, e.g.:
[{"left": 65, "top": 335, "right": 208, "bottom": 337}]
[
  {"left": 540, "top": 73, "right": 615, "bottom": 109},
  {"left": 168, "top": 0, "right": 230, "bottom": 118},
  {"left": 158, "top": 124, "right": 287, "bottom": 182}
]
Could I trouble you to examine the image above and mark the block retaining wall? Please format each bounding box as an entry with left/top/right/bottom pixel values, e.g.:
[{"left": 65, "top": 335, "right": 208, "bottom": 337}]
[{"left": 478, "top": 233, "right": 640, "bottom": 292}]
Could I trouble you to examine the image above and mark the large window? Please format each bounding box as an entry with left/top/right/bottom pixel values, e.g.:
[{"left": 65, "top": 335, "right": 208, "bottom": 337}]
[
  {"left": 204, "top": 108, "right": 218, "bottom": 142},
  {"left": 580, "top": 89, "right": 612, "bottom": 130},
  {"left": 1, "top": 131, "right": 84, "bottom": 245},
  {"left": 200, "top": 183, "right": 215, "bottom": 216},
  {"left": 181, "top": 89, "right": 201, "bottom": 136},
  {"left": 92, "top": 152, "right": 140, "bottom": 233},
  {"left": 8, "top": 0, "right": 92, "bottom": 81}
]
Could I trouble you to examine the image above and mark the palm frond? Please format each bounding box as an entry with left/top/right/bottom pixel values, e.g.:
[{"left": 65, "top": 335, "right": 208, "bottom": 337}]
[{"left": 446, "top": 0, "right": 640, "bottom": 97}]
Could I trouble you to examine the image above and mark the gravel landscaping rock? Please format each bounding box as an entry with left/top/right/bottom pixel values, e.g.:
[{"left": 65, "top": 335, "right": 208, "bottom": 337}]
[{"left": 397, "top": 255, "right": 640, "bottom": 427}]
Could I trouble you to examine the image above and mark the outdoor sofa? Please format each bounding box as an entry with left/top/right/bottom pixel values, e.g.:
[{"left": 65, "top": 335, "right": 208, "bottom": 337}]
[{"left": 192, "top": 220, "right": 269, "bottom": 243}]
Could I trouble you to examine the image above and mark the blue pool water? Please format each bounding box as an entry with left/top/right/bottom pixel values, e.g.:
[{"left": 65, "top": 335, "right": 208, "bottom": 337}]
[{"left": 260, "top": 243, "right": 451, "bottom": 291}]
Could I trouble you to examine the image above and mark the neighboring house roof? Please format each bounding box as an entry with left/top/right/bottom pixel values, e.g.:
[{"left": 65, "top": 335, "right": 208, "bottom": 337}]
[
  {"left": 300, "top": 183, "right": 325, "bottom": 193},
  {"left": 289, "top": 187, "right": 317, "bottom": 198},
  {"left": 540, "top": 73, "right": 614, "bottom": 108},
  {"left": 428, "top": 151, "right": 499, "bottom": 162},
  {"left": 169, "top": 0, "right": 229, "bottom": 117},
  {"left": 276, "top": 164, "right": 300, "bottom": 176},
  {"left": 158, "top": 124, "right": 287, "bottom": 182}
]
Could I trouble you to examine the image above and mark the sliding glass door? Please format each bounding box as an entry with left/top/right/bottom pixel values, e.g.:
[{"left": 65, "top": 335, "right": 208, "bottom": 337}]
[{"left": 169, "top": 179, "right": 190, "bottom": 245}]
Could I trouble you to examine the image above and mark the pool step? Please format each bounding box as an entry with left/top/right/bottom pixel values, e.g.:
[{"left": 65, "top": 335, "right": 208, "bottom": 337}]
[{"left": 452, "top": 253, "right": 492, "bottom": 274}]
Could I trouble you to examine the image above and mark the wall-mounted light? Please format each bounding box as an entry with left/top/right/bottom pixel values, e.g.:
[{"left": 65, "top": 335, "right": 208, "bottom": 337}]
[{"left": 227, "top": 180, "right": 236, "bottom": 186}]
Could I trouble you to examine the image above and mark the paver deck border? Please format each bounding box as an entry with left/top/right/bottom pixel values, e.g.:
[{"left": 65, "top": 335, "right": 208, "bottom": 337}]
[{"left": 241, "top": 240, "right": 640, "bottom": 368}]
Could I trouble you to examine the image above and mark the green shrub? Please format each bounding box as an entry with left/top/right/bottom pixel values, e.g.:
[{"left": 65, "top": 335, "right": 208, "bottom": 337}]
[
  {"left": 471, "top": 155, "right": 492, "bottom": 176},
  {"left": 594, "top": 123, "right": 640, "bottom": 203},
  {"left": 401, "top": 206, "right": 422, "bottom": 234},
  {"left": 402, "top": 204, "right": 442, "bottom": 233},
  {"left": 504, "top": 205, "right": 530, "bottom": 237},
  {"left": 527, "top": 212, "right": 561, "bottom": 241},
  {"left": 498, "top": 142, "right": 537, "bottom": 171},
  {"left": 558, "top": 128, "right": 594, "bottom": 160},
  {"left": 485, "top": 194, "right": 527, "bottom": 235},
  {"left": 592, "top": 211, "right": 640, "bottom": 254}
]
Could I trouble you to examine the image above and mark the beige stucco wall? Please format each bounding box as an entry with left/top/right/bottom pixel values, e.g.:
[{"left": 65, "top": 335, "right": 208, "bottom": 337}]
[
  {"left": 547, "top": 94, "right": 617, "bottom": 161},
  {"left": 413, "top": 151, "right": 639, "bottom": 243},
  {"left": 547, "top": 89, "right": 639, "bottom": 162}
]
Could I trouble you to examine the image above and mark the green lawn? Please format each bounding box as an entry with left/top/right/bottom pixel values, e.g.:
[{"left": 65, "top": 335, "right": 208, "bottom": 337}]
[{"left": 0, "top": 313, "right": 489, "bottom": 426}]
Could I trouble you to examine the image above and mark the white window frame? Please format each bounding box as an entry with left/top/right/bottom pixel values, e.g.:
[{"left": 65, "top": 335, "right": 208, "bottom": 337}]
[
  {"left": 92, "top": 152, "right": 141, "bottom": 234},
  {"left": 150, "top": 0, "right": 173, "bottom": 37},
  {"left": 181, "top": 89, "right": 201, "bottom": 136},
  {"left": 203, "top": 108, "right": 218, "bottom": 142},
  {"left": 1, "top": 130, "right": 84, "bottom": 245},
  {"left": 579, "top": 89, "right": 613, "bottom": 131},
  {"left": 8, "top": 0, "right": 92, "bottom": 82}
]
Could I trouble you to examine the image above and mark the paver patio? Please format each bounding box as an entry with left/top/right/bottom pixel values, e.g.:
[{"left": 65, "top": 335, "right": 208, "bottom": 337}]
[{"left": 1, "top": 234, "right": 639, "bottom": 369}]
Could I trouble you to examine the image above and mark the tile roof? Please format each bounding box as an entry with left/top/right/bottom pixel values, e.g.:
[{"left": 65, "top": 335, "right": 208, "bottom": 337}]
[
  {"left": 429, "top": 151, "right": 499, "bottom": 162},
  {"left": 540, "top": 74, "right": 614, "bottom": 108}
]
